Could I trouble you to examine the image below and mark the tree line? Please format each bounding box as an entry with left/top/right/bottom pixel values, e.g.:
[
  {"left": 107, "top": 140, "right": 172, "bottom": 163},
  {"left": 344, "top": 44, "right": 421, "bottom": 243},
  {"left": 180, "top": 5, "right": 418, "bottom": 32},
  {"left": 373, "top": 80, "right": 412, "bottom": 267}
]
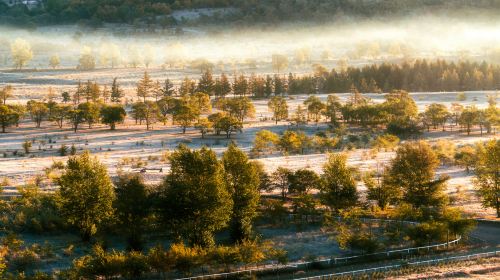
[{"left": 2, "top": 0, "right": 500, "bottom": 27}]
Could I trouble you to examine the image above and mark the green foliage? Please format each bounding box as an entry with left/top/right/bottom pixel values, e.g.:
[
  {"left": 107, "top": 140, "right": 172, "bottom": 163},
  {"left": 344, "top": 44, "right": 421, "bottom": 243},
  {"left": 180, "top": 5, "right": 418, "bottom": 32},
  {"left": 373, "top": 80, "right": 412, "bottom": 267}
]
[
  {"left": 162, "top": 145, "right": 232, "bottom": 248},
  {"left": 454, "top": 145, "right": 477, "bottom": 173},
  {"left": 114, "top": 174, "right": 152, "bottom": 251},
  {"left": 77, "top": 102, "right": 101, "bottom": 129},
  {"left": 271, "top": 167, "right": 292, "bottom": 199},
  {"left": 407, "top": 221, "right": 446, "bottom": 246},
  {"left": 252, "top": 130, "right": 279, "bottom": 156},
  {"left": 0, "top": 186, "right": 64, "bottom": 233},
  {"left": 268, "top": 96, "right": 288, "bottom": 124},
  {"left": 363, "top": 171, "right": 400, "bottom": 210},
  {"left": 384, "top": 141, "right": 448, "bottom": 212},
  {"left": 261, "top": 198, "right": 288, "bottom": 225},
  {"left": 100, "top": 105, "right": 126, "bottom": 130},
  {"left": 57, "top": 151, "right": 115, "bottom": 241},
  {"left": 222, "top": 143, "right": 260, "bottom": 242},
  {"left": 72, "top": 245, "right": 148, "bottom": 279},
  {"left": 371, "top": 134, "right": 400, "bottom": 151},
  {"left": 320, "top": 153, "right": 358, "bottom": 213},
  {"left": 26, "top": 101, "right": 48, "bottom": 128},
  {"left": 288, "top": 169, "right": 320, "bottom": 195},
  {"left": 22, "top": 141, "right": 31, "bottom": 155},
  {"left": 432, "top": 140, "right": 456, "bottom": 165},
  {"left": 474, "top": 140, "right": 500, "bottom": 217},
  {"left": 324, "top": 208, "right": 381, "bottom": 254}
]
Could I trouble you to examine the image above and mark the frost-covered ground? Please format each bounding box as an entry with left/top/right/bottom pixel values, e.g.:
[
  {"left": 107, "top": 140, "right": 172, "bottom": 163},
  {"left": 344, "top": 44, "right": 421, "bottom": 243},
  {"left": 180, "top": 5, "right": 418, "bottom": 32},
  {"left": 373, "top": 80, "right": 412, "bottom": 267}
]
[{"left": 0, "top": 90, "right": 497, "bottom": 218}]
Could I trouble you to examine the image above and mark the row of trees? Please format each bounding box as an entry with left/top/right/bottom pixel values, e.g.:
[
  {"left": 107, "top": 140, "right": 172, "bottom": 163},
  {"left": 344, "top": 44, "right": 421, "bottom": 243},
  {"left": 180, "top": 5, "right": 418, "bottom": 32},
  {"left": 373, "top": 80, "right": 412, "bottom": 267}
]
[{"left": 12, "top": 143, "right": 261, "bottom": 249}]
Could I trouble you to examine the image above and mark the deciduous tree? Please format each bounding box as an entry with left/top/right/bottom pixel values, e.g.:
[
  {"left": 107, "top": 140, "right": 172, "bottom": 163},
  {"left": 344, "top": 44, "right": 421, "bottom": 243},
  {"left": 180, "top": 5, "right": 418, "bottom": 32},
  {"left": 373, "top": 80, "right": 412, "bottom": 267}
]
[
  {"left": 58, "top": 151, "right": 115, "bottom": 241},
  {"left": 162, "top": 145, "right": 232, "bottom": 248}
]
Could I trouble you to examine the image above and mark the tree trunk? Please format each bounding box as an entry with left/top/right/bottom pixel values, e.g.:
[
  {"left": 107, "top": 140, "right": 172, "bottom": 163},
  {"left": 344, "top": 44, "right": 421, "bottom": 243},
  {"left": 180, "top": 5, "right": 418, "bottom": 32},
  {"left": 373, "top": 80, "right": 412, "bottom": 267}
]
[{"left": 110, "top": 123, "right": 116, "bottom": 130}]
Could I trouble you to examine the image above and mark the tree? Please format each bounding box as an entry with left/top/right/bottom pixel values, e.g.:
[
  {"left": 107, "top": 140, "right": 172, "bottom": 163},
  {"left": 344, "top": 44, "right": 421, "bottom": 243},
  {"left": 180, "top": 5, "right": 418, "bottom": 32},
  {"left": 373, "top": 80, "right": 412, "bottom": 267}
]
[
  {"left": 320, "top": 153, "right": 358, "bottom": 213},
  {"left": 78, "top": 102, "right": 101, "bottom": 129},
  {"left": 278, "top": 130, "right": 302, "bottom": 155},
  {"left": 0, "top": 85, "right": 13, "bottom": 104},
  {"left": 459, "top": 106, "right": 480, "bottom": 135},
  {"left": 195, "top": 117, "right": 212, "bottom": 139},
  {"left": 384, "top": 141, "right": 448, "bottom": 212},
  {"left": 27, "top": 100, "right": 48, "bottom": 128},
  {"left": 157, "top": 96, "right": 175, "bottom": 125},
  {"left": 272, "top": 54, "right": 288, "bottom": 73},
  {"left": 162, "top": 78, "right": 176, "bottom": 97},
  {"left": 172, "top": 99, "right": 198, "bottom": 133},
  {"left": 268, "top": 96, "right": 288, "bottom": 124},
  {"left": 62, "top": 91, "right": 71, "bottom": 103},
  {"left": 49, "top": 55, "right": 60, "bottom": 69},
  {"left": 77, "top": 47, "right": 96, "bottom": 70},
  {"left": 288, "top": 169, "right": 320, "bottom": 195},
  {"left": 474, "top": 140, "right": 500, "bottom": 217},
  {"left": 424, "top": 103, "right": 449, "bottom": 130},
  {"left": 110, "top": 78, "right": 124, "bottom": 103},
  {"left": 219, "top": 97, "right": 255, "bottom": 122},
  {"left": 0, "top": 104, "right": 22, "bottom": 133},
  {"left": 454, "top": 145, "right": 477, "bottom": 173},
  {"left": 11, "top": 38, "right": 33, "bottom": 69},
  {"left": 291, "top": 105, "right": 308, "bottom": 127},
  {"left": 197, "top": 70, "right": 214, "bottom": 96},
  {"left": 67, "top": 108, "right": 85, "bottom": 133},
  {"left": 383, "top": 90, "right": 418, "bottom": 123},
  {"left": 189, "top": 92, "right": 212, "bottom": 117},
  {"left": 272, "top": 167, "right": 292, "bottom": 199},
  {"left": 363, "top": 170, "right": 400, "bottom": 209},
  {"left": 58, "top": 151, "right": 115, "bottom": 241},
  {"left": 22, "top": 140, "right": 32, "bottom": 154},
  {"left": 115, "top": 174, "right": 152, "bottom": 250},
  {"left": 83, "top": 80, "right": 100, "bottom": 102},
  {"left": 101, "top": 105, "right": 126, "bottom": 130},
  {"left": 50, "top": 103, "right": 71, "bottom": 128},
  {"left": 142, "top": 101, "right": 160, "bottom": 130},
  {"left": 222, "top": 143, "right": 260, "bottom": 242},
  {"left": 214, "top": 73, "right": 231, "bottom": 98},
  {"left": 215, "top": 115, "right": 242, "bottom": 138},
  {"left": 324, "top": 95, "right": 341, "bottom": 126},
  {"left": 304, "top": 96, "right": 325, "bottom": 123},
  {"left": 252, "top": 130, "right": 279, "bottom": 155},
  {"left": 162, "top": 145, "right": 232, "bottom": 248},
  {"left": 137, "top": 72, "right": 153, "bottom": 102},
  {"left": 233, "top": 75, "right": 248, "bottom": 97}
]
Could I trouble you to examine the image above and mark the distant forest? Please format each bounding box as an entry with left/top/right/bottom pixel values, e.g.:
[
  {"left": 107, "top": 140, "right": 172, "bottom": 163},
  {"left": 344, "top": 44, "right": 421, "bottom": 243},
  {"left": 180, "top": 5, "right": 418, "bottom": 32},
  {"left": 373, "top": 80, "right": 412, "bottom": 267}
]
[
  {"left": 2, "top": 0, "right": 500, "bottom": 27},
  {"left": 226, "top": 59, "right": 500, "bottom": 98}
]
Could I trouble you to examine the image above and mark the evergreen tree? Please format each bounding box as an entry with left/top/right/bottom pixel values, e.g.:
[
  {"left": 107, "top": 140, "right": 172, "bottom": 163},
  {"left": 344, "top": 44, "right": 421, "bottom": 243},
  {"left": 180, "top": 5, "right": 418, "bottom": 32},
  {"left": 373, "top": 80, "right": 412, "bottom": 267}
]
[
  {"left": 110, "top": 78, "right": 124, "bottom": 103},
  {"left": 197, "top": 70, "right": 215, "bottom": 95}
]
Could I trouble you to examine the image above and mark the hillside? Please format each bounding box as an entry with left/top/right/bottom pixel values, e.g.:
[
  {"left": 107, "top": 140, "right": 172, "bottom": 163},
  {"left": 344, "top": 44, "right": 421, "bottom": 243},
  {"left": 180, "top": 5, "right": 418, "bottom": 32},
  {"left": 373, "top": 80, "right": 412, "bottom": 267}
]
[{"left": 3, "top": 0, "right": 500, "bottom": 28}]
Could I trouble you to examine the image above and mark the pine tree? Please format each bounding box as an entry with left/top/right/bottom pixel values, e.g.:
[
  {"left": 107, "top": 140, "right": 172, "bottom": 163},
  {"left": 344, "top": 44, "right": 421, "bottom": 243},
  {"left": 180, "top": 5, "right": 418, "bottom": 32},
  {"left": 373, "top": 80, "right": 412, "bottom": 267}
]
[
  {"left": 110, "top": 78, "right": 123, "bottom": 103},
  {"left": 197, "top": 70, "right": 215, "bottom": 95}
]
